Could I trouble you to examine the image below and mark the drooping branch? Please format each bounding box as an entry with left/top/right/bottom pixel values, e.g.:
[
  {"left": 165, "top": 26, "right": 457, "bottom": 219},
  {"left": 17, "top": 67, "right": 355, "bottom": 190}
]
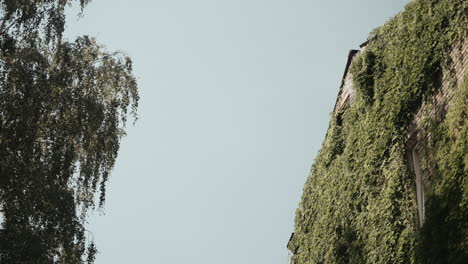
[{"left": 0, "top": 10, "right": 12, "bottom": 35}]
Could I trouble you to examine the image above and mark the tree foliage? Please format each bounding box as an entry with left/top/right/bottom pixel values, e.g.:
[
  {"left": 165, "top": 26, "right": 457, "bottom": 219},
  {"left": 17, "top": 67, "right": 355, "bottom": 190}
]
[
  {"left": 290, "top": 0, "right": 467, "bottom": 263},
  {"left": 0, "top": 1, "right": 139, "bottom": 263}
]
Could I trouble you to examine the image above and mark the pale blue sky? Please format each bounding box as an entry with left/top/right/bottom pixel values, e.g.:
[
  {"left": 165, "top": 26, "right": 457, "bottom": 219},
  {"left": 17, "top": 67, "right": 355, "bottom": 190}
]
[{"left": 65, "top": 1, "right": 410, "bottom": 263}]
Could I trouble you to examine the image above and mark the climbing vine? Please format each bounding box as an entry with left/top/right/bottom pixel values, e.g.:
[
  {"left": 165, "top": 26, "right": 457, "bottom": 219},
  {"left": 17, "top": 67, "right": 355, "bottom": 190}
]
[{"left": 290, "top": 0, "right": 467, "bottom": 263}]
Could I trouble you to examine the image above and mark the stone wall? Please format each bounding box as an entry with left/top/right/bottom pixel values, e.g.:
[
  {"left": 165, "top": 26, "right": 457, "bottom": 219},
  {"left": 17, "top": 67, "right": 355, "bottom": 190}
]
[{"left": 410, "top": 38, "right": 467, "bottom": 137}]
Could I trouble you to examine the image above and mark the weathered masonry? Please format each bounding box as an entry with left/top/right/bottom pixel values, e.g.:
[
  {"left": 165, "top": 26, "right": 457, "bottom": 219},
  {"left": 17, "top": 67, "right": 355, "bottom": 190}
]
[{"left": 405, "top": 39, "right": 468, "bottom": 227}]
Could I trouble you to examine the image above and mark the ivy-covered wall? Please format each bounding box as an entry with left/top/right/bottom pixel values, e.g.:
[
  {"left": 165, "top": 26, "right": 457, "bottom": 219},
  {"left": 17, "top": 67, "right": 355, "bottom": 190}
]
[{"left": 289, "top": 0, "right": 467, "bottom": 263}]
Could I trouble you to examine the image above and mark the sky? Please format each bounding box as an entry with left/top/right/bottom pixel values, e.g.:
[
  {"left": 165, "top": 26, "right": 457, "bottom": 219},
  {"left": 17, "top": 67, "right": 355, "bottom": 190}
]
[{"left": 65, "top": 1, "right": 411, "bottom": 263}]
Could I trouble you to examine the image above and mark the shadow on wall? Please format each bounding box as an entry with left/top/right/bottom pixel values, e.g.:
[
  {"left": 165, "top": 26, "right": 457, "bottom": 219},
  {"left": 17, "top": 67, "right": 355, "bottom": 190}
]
[
  {"left": 419, "top": 182, "right": 467, "bottom": 264},
  {"left": 333, "top": 225, "right": 365, "bottom": 264}
]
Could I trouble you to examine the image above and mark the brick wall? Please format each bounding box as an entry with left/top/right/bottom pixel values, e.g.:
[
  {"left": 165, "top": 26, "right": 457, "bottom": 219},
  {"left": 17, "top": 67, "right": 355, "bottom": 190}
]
[
  {"left": 411, "top": 38, "right": 468, "bottom": 132},
  {"left": 334, "top": 38, "right": 467, "bottom": 124}
]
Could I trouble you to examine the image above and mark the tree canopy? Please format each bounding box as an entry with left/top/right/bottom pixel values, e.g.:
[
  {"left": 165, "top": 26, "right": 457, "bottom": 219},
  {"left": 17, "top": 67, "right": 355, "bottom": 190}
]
[{"left": 0, "top": 1, "right": 139, "bottom": 263}]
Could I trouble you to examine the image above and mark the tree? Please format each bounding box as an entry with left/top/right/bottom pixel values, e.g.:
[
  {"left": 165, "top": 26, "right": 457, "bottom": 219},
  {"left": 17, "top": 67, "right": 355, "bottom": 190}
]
[{"left": 0, "top": 1, "right": 139, "bottom": 263}]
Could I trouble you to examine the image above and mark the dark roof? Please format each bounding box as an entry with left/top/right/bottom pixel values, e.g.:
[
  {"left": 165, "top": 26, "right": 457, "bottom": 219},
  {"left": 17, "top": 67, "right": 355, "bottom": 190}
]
[{"left": 360, "top": 40, "right": 370, "bottom": 48}]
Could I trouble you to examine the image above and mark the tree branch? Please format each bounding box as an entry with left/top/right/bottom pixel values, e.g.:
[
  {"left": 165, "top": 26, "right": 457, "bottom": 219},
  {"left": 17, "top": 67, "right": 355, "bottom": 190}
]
[{"left": 0, "top": 10, "right": 13, "bottom": 36}]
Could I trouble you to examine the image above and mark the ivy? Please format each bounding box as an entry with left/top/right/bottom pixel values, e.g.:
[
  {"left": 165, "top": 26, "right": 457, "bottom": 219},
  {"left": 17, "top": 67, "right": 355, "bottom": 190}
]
[{"left": 290, "top": 0, "right": 467, "bottom": 263}]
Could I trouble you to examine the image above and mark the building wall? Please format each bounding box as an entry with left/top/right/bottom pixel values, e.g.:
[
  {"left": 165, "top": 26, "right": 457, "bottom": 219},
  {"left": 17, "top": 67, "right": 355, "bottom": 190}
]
[{"left": 288, "top": 1, "right": 467, "bottom": 262}]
